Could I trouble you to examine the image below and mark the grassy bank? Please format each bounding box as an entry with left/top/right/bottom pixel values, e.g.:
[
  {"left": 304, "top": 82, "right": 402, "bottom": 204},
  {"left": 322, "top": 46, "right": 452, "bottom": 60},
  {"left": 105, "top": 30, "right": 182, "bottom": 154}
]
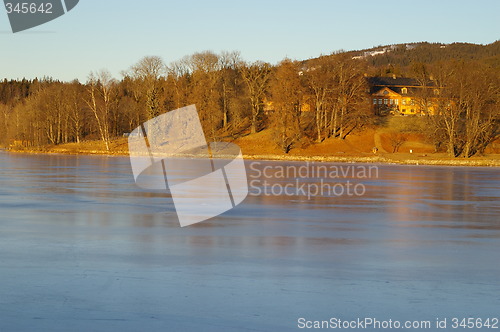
[{"left": 6, "top": 129, "right": 500, "bottom": 167}]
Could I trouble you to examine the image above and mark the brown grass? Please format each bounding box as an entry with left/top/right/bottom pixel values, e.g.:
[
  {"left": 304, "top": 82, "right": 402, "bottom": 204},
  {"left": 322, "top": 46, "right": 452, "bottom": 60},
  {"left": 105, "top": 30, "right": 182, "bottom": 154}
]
[{"left": 8, "top": 130, "right": 500, "bottom": 167}]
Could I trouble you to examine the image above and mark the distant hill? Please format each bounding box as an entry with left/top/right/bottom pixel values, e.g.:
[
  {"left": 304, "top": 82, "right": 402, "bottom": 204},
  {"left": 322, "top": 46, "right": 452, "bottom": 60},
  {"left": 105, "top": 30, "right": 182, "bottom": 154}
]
[{"left": 311, "top": 41, "right": 500, "bottom": 70}]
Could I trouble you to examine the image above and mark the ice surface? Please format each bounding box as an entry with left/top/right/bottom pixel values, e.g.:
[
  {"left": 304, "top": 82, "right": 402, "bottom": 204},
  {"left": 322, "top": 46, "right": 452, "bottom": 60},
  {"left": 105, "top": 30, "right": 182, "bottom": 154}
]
[{"left": 0, "top": 153, "right": 499, "bottom": 331}]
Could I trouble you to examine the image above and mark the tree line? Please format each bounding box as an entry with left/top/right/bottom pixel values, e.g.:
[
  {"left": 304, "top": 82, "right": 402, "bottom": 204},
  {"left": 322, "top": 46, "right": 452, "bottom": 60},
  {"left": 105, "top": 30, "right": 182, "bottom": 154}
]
[
  {"left": 0, "top": 51, "right": 374, "bottom": 152},
  {"left": 0, "top": 47, "right": 498, "bottom": 158}
]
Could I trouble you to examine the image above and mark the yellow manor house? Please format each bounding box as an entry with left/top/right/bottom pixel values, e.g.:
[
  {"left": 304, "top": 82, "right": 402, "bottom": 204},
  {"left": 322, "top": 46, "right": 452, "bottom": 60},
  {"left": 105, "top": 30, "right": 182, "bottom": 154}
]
[
  {"left": 368, "top": 76, "right": 440, "bottom": 116},
  {"left": 264, "top": 75, "right": 442, "bottom": 117}
]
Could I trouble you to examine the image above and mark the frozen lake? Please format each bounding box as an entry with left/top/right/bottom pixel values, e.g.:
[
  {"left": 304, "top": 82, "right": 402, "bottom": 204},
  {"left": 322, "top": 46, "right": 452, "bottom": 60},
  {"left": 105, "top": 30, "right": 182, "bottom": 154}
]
[{"left": 0, "top": 152, "right": 499, "bottom": 331}]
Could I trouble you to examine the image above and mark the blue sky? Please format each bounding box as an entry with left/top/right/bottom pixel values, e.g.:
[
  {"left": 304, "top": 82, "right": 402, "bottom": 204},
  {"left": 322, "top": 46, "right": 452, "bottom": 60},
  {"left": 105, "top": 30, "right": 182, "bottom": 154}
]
[{"left": 1, "top": 0, "right": 499, "bottom": 82}]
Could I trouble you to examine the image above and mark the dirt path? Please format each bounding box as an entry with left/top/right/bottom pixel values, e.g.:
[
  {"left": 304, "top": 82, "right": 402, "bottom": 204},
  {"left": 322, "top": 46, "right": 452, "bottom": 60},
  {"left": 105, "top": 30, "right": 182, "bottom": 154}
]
[{"left": 373, "top": 131, "right": 388, "bottom": 153}]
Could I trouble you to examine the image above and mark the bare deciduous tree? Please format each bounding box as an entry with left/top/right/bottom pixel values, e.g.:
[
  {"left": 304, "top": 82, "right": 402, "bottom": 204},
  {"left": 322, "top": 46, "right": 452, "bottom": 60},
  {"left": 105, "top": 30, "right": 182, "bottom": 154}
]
[
  {"left": 304, "top": 56, "right": 335, "bottom": 142},
  {"left": 126, "top": 56, "right": 166, "bottom": 120},
  {"left": 186, "top": 51, "right": 222, "bottom": 140},
  {"left": 430, "top": 61, "right": 499, "bottom": 157},
  {"left": 240, "top": 61, "right": 271, "bottom": 134},
  {"left": 86, "top": 70, "right": 117, "bottom": 151},
  {"left": 330, "top": 56, "right": 368, "bottom": 140},
  {"left": 269, "top": 59, "right": 303, "bottom": 153}
]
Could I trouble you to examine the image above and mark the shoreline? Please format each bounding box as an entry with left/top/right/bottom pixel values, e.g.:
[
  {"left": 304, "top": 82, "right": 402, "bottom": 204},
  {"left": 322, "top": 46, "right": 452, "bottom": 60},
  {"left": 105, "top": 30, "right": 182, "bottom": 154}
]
[
  {"left": 4, "top": 146, "right": 500, "bottom": 167},
  {"left": 242, "top": 154, "right": 500, "bottom": 167}
]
